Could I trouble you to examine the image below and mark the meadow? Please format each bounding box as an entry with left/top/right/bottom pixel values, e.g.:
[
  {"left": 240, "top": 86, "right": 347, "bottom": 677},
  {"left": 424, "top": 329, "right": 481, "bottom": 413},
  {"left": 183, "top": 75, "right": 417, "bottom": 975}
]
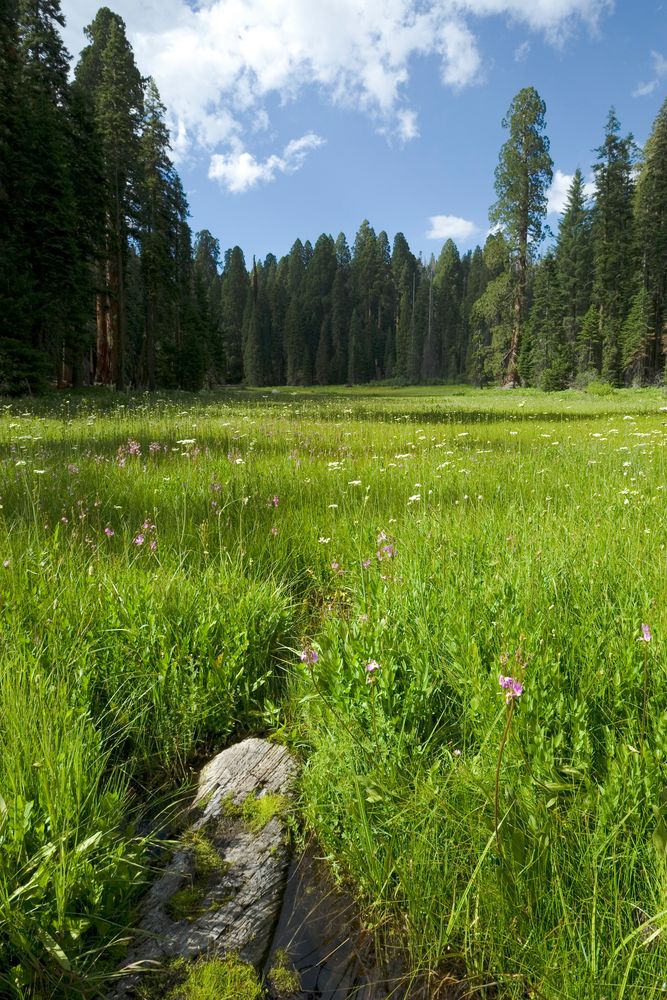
[{"left": 1, "top": 384, "right": 667, "bottom": 999}]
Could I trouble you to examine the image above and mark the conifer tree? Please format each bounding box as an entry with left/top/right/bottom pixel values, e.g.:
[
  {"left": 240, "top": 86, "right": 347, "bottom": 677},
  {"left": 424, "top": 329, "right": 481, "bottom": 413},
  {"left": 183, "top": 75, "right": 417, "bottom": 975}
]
[
  {"left": 221, "top": 246, "right": 248, "bottom": 382},
  {"left": 75, "top": 8, "right": 143, "bottom": 387},
  {"left": 554, "top": 169, "right": 592, "bottom": 378},
  {"left": 137, "top": 78, "right": 174, "bottom": 389},
  {"left": 433, "top": 240, "right": 463, "bottom": 379},
  {"left": 194, "top": 230, "right": 224, "bottom": 383},
  {"left": 490, "top": 87, "right": 553, "bottom": 384},
  {"left": 629, "top": 96, "right": 667, "bottom": 381},
  {"left": 587, "top": 110, "right": 636, "bottom": 384},
  {"left": 330, "top": 268, "right": 351, "bottom": 384}
]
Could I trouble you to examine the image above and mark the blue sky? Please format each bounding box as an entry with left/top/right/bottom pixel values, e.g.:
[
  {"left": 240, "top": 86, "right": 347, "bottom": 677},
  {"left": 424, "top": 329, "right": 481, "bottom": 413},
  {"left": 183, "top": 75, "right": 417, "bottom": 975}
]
[{"left": 60, "top": 0, "right": 667, "bottom": 264}]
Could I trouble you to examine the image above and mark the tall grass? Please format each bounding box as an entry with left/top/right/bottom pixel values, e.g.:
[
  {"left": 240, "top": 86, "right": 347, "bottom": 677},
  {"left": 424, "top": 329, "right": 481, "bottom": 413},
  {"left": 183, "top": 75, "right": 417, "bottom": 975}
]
[{"left": 1, "top": 385, "right": 666, "bottom": 995}]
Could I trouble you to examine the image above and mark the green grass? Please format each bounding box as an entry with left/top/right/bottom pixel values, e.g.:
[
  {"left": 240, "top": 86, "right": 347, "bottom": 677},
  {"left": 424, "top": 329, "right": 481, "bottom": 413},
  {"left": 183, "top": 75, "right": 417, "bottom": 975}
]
[{"left": 1, "top": 384, "right": 667, "bottom": 996}]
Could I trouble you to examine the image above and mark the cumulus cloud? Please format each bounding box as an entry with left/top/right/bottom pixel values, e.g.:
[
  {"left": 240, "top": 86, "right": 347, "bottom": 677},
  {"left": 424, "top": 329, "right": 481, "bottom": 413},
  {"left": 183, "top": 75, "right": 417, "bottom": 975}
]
[
  {"left": 547, "top": 169, "right": 595, "bottom": 215},
  {"left": 633, "top": 50, "right": 667, "bottom": 98},
  {"left": 426, "top": 215, "right": 478, "bottom": 240},
  {"left": 61, "top": 0, "right": 612, "bottom": 185},
  {"left": 209, "top": 133, "right": 325, "bottom": 193}
]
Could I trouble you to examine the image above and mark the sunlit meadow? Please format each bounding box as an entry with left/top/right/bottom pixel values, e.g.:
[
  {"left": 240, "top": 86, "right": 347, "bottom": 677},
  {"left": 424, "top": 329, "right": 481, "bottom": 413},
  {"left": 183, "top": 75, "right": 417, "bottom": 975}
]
[{"left": 2, "top": 384, "right": 667, "bottom": 998}]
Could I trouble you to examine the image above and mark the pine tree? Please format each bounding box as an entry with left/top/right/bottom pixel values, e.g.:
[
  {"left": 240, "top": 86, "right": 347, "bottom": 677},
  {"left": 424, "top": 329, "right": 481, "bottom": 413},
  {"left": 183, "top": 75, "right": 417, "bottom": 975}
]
[
  {"left": 527, "top": 253, "right": 569, "bottom": 389},
  {"left": 284, "top": 239, "right": 309, "bottom": 383},
  {"left": 589, "top": 110, "right": 637, "bottom": 385},
  {"left": 304, "top": 234, "right": 336, "bottom": 369},
  {"left": 75, "top": 8, "right": 143, "bottom": 387},
  {"left": 194, "top": 230, "right": 224, "bottom": 383},
  {"left": 14, "top": 0, "right": 95, "bottom": 390},
  {"left": 243, "top": 259, "right": 271, "bottom": 386},
  {"left": 469, "top": 234, "right": 513, "bottom": 385},
  {"left": 0, "top": 0, "right": 36, "bottom": 391},
  {"left": 433, "top": 239, "right": 463, "bottom": 379},
  {"left": 554, "top": 169, "right": 593, "bottom": 379},
  {"left": 221, "top": 246, "right": 248, "bottom": 382},
  {"left": 629, "top": 96, "right": 667, "bottom": 381},
  {"left": 330, "top": 267, "right": 351, "bottom": 384},
  {"left": 489, "top": 87, "right": 553, "bottom": 384},
  {"left": 137, "top": 78, "right": 174, "bottom": 389}
]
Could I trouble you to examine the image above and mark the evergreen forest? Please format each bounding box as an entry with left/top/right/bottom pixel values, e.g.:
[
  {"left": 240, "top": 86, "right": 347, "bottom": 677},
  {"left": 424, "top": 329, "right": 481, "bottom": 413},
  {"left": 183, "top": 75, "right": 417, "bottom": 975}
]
[{"left": 3, "top": 1, "right": 667, "bottom": 394}]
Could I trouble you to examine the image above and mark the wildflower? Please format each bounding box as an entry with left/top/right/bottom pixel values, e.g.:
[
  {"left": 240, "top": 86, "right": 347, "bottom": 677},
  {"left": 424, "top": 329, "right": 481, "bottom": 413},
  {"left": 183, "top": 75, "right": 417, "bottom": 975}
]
[
  {"left": 318, "top": 537, "right": 331, "bottom": 544},
  {"left": 104, "top": 527, "right": 114, "bottom": 538},
  {"left": 331, "top": 560, "right": 343, "bottom": 575},
  {"left": 67, "top": 464, "right": 79, "bottom": 475},
  {"left": 362, "top": 558, "right": 372, "bottom": 569},
  {"left": 300, "top": 648, "right": 318, "bottom": 666},
  {"left": 639, "top": 623, "right": 652, "bottom": 643},
  {"left": 271, "top": 495, "right": 280, "bottom": 508},
  {"left": 377, "top": 530, "right": 388, "bottom": 543},
  {"left": 499, "top": 674, "right": 523, "bottom": 703},
  {"left": 2, "top": 560, "right": 10, "bottom": 569},
  {"left": 270, "top": 526, "right": 279, "bottom": 537},
  {"left": 127, "top": 439, "right": 141, "bottom": 456},
  {"left": 150, "top": 539, "right": 157, "bottom": 552},
  {"left": 365, "top": 659, "right": 380, "bottom": 683},
  {"left": 133, "top": 533, "right": 145, "bottom": 546},
  {"left": 149, "top": 441, "right": 162, "bottom": 453}
]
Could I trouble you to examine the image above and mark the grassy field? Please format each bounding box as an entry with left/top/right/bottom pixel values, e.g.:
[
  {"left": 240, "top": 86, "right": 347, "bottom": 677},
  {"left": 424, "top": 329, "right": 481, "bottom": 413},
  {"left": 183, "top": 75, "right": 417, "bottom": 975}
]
[{"left": 1, "top": 384, "right": 667, "bottom": 998}]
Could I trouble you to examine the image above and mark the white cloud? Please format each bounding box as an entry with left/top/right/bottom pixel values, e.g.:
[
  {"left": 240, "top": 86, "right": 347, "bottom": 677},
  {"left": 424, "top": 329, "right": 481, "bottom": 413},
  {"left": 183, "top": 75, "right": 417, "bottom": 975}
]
[
  {"left": 439, "top": 20, "right": 482, "bottom": 88},
  {"left": 547, "top": 169, "right": 595, "bottom": 214},
  {"left": 426, "top": 214, "right": 478, "bottom": 240},
  {"left": 514, "top": 40, "right": 531, "bottom": 62},
  {"left": 652, "top": 50, "right": 667, "bottom": 76},
  {"left": 61, "top": 0, "right": 612, "bottom": 177},
  {"left": 208, "top": 133, "right": 325, "bottom": 193},
  {"left": 633, "top": 49, "right": 667, "bottom": 97},
  {"left": 633, "top": 80, "right": 658, "bottom": 98}
]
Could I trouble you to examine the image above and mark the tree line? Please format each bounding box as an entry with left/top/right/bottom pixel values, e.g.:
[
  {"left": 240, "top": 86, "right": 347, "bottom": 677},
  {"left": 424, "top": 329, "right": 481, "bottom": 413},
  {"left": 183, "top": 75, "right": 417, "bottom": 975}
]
[{"left": 2, "top": 2, "right": 667, "bottom": 393}]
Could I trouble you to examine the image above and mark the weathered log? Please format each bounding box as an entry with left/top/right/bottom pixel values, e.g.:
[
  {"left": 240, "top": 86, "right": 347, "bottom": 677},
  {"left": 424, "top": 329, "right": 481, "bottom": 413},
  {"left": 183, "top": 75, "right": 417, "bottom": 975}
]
[{"left": 109, "top": 737, "right": 298, "bottom": 997}]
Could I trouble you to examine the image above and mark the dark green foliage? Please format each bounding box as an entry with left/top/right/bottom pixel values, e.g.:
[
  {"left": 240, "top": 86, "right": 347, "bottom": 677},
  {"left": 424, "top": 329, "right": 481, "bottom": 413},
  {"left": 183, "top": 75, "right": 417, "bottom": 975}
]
[
  {"left": 7, "top": 25, "right": 667, "bottom": 394},
  {"left": 556, "top": 169, "right": 593, "bottom": 377},
  {"left": 75, "top": 8, "right": 143, "bottom": 387},
  {"left": 631, "top": 96, "right": 667, "bottom": 382},
  {"left": 221, "top": 247, "right": 249, "bottom": 383},
  {"left": 590, "top": 110, "right": 637, "bottom": 385},
  {"left": 490, "top": 87, "right": 553, "bottom": 383}
]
